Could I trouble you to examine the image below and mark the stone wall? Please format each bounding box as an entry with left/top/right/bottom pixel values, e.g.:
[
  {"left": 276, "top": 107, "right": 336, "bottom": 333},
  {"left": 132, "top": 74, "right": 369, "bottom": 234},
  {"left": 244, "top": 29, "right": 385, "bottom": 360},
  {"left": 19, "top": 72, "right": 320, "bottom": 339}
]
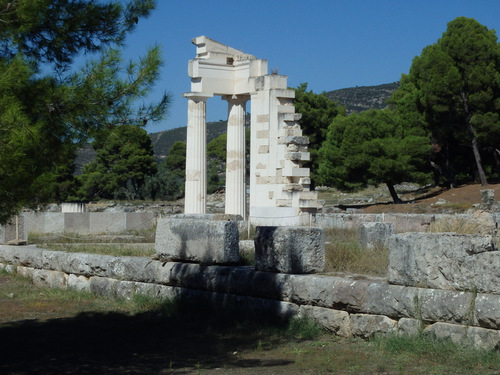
[
  {"left": 1, "top": 241, "right": 498, "bottom": 350},
  {"left": 314, "top": 212, "right": 500, "bottom": 233},
  {"left": 25, "top": 212, "right": 156, "bottom": 235}
]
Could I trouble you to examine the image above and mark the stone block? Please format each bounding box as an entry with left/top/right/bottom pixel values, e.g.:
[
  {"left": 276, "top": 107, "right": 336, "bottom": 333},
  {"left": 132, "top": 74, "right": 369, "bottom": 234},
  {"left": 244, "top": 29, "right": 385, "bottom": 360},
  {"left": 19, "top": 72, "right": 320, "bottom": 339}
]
[
  {"left": 32, "top": 269, "right": 67, "bottom": 289},
  {"left": 362, "top": 282, "right": 419, "bottom": 319},
  {"left": 67, "top": 274, "right": 91, "bottom": 292},
  {"left": 299, "top": 305, "right": 351, "bottom": 337},
  {"left": 474, "top": 293, "right": 500, "bottom": 329},
  {"left": 480, "top": 189, "right": 500, "bottom": 210},
  {"left": 418, "top": 288, "right": 475, "bottom": 325},
  {"left": 423, "top": 322, "right": 500, "bottom": 351},
  {"left": 254, "top": 226, "right": 324, "bottom": 274},
  {"left": 155, "top": 216, "right": 240, "bottom": 265},
  {"left": 387, "top": 232, "right": 500, "bottom": 294},
  {"left": 351, "top": 314, "right": 397, "bottom": 338},
  {"left": 397, "top": 318, "right": 422, "bottom": 336},
  {"left": 89, "top": 213, "right": 125, "bottom": 234},
  {"left": 358, "top": 222, "right": 394, "bottom": 250}
]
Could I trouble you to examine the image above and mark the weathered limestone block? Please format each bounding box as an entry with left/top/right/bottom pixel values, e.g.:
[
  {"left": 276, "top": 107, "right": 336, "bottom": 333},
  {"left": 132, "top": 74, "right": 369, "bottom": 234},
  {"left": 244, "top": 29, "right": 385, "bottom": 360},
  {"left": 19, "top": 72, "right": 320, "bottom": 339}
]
[
  {"left": 155, "top": 216, "right": 240, "bottom": 265},
  {"left": 67, "top": 274, "right": 91, "bottom": 292},
  {"left": 424, "top": 322, "right": 500, "bottom": 351},
  {"left": 89, "top": 276, "right": 118, "bottom": 297},
  {"left": 115, "top": 280, "right": 136, "bottom": 299},
  {"left": 16, "top": 266, "right": 35, "bottom": 278},
  {"left": 289, "top": 274, "right": 336, "bottom": 307},
  {"left": 350, "top": 314, "right": 397, "bottom": 338},
  {"left": 358, "top": 222, "right": 394, "bottom": 250},
  {"left": 362, "top": 283, "right": 419, "bottom": 319},
  {"left": 397, "top": 318, "right": 422, "bottom": 336},
  {"left": 387, "top": 232, "right": 500, "bottom": 294},
  {"left": 480, "top": 189, "right": 500, "bottom": 211},
  {"left": 227, "top": 267, "right": 292, "bottom": 301},
  {"left": 474, "top": 293, "right": 500, "bottom": 330},
  {"left": 0, "top": 245, "right": 43, "bottom": 268},
  {"left": 32, "top": 269, "right": 67, "bottom": 289},
  {"left": 254, "top": 226, "right": 324, "bottom": 274},
  {"left": 108, "top": 256, "right": 161, "bottom": 283},
  {"left": 418, "top": 288, "right": 475, "bottom": 325},
  {"left": 63, "top": 253, "right": 117, "bottom": 277},
  {"left": 163, "top": 262, "right": 292, "bottom": 301},
  {"left": 300, "top": 305, "right": 352, "bottom": 337},
  {"left": 330, "top": 278, "right": 372, "bottom": 312}
]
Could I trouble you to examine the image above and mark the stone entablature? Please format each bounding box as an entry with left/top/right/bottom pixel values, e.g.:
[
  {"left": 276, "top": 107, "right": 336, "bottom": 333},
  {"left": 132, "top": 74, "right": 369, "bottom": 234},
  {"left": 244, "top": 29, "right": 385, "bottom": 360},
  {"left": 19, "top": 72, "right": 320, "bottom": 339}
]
[{"left": 183, "top": 36, "right": 320, "bottom": 226}]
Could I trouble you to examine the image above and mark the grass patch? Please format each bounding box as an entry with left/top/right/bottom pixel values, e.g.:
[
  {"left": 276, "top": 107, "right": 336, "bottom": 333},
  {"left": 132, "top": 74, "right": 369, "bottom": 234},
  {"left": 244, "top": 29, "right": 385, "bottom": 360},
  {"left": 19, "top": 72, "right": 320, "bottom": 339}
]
[
  {"left": 324, "top": 228, "right": 388, "bottom": 277},
  {"left": 29, "top": 227, "right": 156, "bottom": 244},
  {"left": 429, "top": 211, "right": 490, "bottom": 234},
  {"left": 370, "top": 333, "right": 500, "bottom": 374},
  {"left": 0, "top": 272, "right": 499, "bottom": 374},
  {"left": 40, "top": 243, "right": 155, "bottom": 257}
]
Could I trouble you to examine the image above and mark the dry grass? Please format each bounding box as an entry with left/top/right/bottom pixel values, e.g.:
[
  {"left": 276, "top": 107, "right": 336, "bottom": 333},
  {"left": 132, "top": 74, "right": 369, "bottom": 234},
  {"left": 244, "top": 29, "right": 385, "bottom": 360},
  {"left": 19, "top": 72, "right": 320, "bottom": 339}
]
[
  {"left": 429, "top": 210, "right": 495, "bottom": 235},
  {"left": 323, "top": 228, "right": 389, "bottom": 277}
]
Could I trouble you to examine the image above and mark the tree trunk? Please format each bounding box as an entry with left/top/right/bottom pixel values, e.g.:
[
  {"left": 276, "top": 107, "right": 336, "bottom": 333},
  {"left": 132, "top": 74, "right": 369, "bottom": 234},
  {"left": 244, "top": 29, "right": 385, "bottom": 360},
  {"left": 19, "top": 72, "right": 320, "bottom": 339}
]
[
  {"left": 386, "top": 183, "right": 403, "bottom": 204},
  {"left": 461, "top": 91, "right": 488, "bottom": 186}
]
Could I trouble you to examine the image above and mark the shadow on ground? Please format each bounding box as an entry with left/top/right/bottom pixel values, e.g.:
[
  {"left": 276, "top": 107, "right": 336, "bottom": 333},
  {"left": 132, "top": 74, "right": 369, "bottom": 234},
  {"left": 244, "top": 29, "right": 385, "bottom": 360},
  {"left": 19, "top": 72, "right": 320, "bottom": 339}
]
[{"left": 0, "top": 302, "right": 294, "bottom": 374}]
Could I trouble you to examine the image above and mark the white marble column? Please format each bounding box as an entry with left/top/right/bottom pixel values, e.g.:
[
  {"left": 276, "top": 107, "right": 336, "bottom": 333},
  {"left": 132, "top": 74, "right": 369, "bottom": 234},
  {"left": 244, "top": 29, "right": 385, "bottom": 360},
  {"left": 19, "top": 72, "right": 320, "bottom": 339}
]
[
  {"left": 184, "top": 93, "right": 211, "bottom": 214},
  {"left": 224, "top": 95, "right": 249, "bottom": 218}
]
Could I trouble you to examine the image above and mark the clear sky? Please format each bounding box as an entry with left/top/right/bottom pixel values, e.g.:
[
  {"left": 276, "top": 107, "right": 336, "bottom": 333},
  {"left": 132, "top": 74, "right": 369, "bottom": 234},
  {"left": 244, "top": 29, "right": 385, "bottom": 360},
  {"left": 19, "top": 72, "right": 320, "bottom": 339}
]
[{"left": 118, "top": 0, "right": 500, "bottom": 134}]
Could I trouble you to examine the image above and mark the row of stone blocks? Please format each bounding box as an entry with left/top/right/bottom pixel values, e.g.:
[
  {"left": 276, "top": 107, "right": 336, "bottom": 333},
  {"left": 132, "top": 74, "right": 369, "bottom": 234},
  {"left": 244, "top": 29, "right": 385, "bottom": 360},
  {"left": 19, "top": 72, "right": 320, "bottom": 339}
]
[
  {"left": 155, "top": 214, "right": 325, "bottom": 274},
  {"left": 0, "top": 250, "right": 498, "bottom": 350}
]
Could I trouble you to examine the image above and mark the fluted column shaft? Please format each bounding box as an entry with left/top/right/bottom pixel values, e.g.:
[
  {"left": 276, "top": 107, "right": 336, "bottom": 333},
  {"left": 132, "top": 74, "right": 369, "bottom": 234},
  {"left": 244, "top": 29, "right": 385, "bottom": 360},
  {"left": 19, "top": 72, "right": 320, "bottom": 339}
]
[
  {"left": 184, "top": 94, "right": 211, "bottom": 214},
  {"left": 224, "top": 95, "right": 249, "bottom": 218}
]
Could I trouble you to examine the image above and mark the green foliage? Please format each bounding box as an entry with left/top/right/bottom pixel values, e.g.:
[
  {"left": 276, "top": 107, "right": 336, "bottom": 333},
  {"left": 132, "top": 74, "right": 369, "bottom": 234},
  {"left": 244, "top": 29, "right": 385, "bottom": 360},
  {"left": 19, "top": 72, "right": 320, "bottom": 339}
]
[
  {"left": 0, "top": 0, "right": 168, "bottom": 224},
  {"left": 286, "top": 316, "right": 322, "bottom": 340},
  {"left": 77, "top": 125, "right": 157, "bottom": 200},
  {"left": 293, "top": 83, "right": 345, "bottom": 185},
  {"left": 393, "top": 17, "right": 500, "bottom": 186},
  {"left": 318, "top": 109, "right": 432, "bottom": 203}
]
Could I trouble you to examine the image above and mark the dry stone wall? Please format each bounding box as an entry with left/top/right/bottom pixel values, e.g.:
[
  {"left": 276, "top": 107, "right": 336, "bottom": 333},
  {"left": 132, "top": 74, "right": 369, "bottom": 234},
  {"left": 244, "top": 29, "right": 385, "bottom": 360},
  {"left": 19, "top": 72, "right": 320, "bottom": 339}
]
[{"left": 1, "top": 241, "right": 498, "bottom": 350}]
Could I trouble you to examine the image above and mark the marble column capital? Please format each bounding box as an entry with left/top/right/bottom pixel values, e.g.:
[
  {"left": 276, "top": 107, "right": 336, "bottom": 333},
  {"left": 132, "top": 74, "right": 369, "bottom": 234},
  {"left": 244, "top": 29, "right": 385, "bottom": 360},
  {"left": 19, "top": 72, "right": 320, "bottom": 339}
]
[{"left": 183, "top": 92, "right": 213, "bottom": 102}]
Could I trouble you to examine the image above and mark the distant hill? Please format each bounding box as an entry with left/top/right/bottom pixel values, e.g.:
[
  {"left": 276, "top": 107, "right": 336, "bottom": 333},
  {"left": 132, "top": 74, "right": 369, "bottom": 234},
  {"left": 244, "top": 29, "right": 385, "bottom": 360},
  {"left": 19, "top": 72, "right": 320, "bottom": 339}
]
[
  {"left": 325, "top": 82, "right": 400, "bottom": 114},
  {"left": 75, "top": 83, "right": 399, "bottom": 173},
  {"left": 150, "top": 120, "right": 228, "bottom": 161}
]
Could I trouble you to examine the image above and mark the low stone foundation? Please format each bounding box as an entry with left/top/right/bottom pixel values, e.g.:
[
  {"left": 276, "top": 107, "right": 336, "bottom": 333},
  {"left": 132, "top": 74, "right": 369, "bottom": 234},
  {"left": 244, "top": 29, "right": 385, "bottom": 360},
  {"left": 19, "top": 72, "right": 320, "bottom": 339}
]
[{"left": 0, "top": 245, "right": 498, "bottom": 350}]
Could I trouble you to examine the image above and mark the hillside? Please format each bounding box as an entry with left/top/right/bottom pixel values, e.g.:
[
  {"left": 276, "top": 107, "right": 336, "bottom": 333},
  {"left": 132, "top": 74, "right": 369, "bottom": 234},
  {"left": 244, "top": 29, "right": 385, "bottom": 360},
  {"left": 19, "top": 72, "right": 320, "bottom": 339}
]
[
  {"left": 150, "top": 120, "right": 228, "bottom": 161},
  {"left": 325, "top": 82, "right": 399, "bottom": 114}
]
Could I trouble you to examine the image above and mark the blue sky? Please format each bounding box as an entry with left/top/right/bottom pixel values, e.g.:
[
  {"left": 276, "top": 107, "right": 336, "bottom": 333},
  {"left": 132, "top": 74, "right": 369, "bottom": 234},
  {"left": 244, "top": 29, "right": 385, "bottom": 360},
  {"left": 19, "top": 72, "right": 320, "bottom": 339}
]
[{"left": 119, "top": 0, "right": 500, "bottom": 133}]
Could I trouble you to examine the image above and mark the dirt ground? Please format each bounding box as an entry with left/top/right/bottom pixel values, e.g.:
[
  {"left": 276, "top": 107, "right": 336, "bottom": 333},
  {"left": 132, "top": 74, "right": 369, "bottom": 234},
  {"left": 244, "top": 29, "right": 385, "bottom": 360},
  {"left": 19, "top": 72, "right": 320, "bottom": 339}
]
[{"left": 360, "top": 183, "right": 500, "bottom": 214}]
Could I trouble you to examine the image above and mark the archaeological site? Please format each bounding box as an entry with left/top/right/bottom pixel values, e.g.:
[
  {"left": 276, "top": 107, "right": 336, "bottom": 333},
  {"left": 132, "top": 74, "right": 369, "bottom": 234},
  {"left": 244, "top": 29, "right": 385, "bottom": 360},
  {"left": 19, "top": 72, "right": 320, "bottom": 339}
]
[{"left": 1, "top": 37, "right": 499, "bottom": 352}]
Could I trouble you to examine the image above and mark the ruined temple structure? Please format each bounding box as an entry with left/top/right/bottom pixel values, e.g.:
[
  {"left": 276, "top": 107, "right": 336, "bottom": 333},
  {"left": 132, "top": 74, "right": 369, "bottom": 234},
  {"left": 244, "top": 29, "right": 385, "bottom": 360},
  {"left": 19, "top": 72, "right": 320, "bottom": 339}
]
[{"left": 184, "top": 36, "right": 321, "bottom": 226}]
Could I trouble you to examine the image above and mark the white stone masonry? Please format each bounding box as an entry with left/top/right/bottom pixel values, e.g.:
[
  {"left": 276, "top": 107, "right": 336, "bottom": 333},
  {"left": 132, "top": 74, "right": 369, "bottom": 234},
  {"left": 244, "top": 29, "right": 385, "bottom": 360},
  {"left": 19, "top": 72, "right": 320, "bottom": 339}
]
[{"left": 183, "top": 36, "right": 321, "bottom": 225}]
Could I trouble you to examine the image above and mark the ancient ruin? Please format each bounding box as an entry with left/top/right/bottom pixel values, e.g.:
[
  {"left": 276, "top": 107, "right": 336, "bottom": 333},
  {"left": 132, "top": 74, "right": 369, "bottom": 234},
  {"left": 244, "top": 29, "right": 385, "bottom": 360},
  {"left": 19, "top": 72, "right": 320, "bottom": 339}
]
[{"left": 183, "top": 36, "right": 320, "bottom": 226}]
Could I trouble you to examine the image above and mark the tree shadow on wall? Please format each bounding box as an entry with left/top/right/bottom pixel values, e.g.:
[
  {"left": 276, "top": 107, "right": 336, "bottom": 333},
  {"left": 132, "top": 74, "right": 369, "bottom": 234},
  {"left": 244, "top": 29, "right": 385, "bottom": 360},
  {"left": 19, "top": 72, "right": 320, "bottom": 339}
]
[{"left": 0, "top": 297, "right": 294, "bottom": 375}]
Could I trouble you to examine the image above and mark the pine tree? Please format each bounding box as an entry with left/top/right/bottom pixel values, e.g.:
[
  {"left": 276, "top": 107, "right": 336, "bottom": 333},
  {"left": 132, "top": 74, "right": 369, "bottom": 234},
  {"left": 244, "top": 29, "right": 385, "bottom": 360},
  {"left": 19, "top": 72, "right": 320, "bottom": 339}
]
[{"left": 0, "top": 0, "right": 169, "bottom": 223}]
